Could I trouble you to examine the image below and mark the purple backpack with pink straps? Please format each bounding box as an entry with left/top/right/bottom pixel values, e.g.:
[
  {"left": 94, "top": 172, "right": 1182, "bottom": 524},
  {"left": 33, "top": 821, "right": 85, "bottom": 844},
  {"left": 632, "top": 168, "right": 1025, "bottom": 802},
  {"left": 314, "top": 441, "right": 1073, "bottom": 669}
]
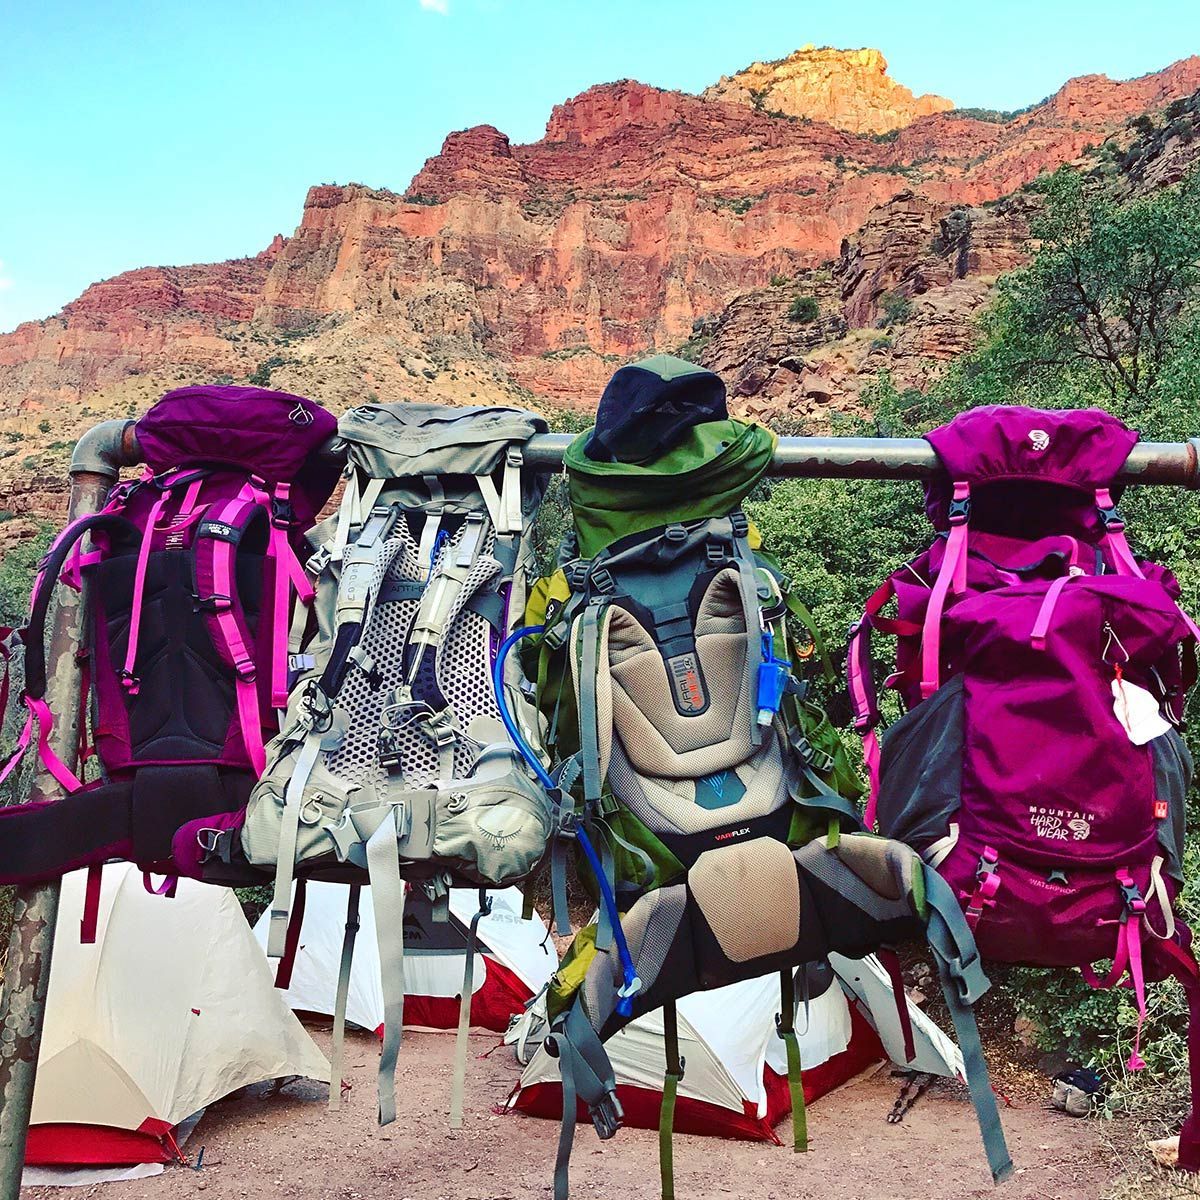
[
  {"left": 0, "top": 386, "right": 338, "bottom": 908},
  {"left": 849, "top": 405, "right": 1200, "bottom": 1169}
]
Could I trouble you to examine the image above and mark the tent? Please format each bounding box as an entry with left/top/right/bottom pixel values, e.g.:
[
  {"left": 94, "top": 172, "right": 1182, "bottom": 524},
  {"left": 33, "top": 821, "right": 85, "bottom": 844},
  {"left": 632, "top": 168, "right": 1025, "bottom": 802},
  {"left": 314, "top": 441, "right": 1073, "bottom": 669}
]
[
  {"left": 27, "top": 864, "right": 329, "bottom": 1166},
  {"left": 507, "top": 956, "right": 961, "bottom": 1141},
  {"left": 253, "top": 883, "right": 556, "bottom": 1034}
]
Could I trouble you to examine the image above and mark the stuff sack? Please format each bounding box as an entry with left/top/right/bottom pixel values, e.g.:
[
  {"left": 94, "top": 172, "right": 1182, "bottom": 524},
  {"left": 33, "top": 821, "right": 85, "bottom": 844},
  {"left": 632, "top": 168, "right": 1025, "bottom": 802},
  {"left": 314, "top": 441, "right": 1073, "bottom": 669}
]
[
  {"left": 849, "top": 404, "right": 1200, "bottom": 1169},
  {"left": 0, "top": 385, "right": 337, "bottom": 898},
  {"left": 193, "top": 402, "right": 559, "bottom": 1123}
]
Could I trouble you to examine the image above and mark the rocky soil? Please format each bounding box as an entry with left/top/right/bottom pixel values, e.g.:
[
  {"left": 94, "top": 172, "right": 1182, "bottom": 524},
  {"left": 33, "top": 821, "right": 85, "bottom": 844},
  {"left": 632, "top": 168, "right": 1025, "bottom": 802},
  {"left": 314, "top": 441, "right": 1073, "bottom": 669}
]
[{"left": 20, "top": 1025, "right": 1124, "bottom": 1200}]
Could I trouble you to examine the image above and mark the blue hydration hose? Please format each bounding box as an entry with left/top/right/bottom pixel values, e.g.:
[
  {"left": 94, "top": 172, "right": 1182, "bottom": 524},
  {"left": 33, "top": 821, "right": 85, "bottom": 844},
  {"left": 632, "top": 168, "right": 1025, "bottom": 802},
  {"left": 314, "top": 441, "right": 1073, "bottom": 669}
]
[{"left": 493, "top": 624, "right": 640, "bottom": 1016}]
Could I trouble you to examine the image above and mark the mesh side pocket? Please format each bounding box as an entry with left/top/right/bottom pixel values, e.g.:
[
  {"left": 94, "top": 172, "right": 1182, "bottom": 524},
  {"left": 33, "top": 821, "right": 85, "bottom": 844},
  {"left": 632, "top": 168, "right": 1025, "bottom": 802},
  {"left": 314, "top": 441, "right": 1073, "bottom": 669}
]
[{"left": 876, "top": 674, "right": 965, "bottom": 851}]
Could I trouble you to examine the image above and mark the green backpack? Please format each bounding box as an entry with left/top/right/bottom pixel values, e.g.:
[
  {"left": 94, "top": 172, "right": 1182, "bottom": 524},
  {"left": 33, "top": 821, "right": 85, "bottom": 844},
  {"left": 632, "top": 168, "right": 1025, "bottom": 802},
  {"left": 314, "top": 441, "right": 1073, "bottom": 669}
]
[{"left": 518, "top": 357, "right": 1012, "bottom": 1199}]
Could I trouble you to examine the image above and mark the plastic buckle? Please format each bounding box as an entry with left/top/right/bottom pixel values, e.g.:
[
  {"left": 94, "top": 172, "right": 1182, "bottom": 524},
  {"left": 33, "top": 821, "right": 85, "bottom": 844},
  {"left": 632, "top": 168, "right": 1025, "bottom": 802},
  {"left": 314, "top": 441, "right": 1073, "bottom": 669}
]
[
  {"left": 705, "top": 540, "right": 727, "bottom": 565},
  {"left": 270, "top": 495, "right": 296, "bottom": 528},
  {"left": 1118, "top": 875, "right": 1146, "bottom": 917},
  {"left": 664, "top": 524, "right": 688, "bottom": 544},
  {"left": 588, "top": 1091, "right": 625, "bottom": 1140},
  {"left": 305, "top": 545, "right": 333, "bottom": 576},
  {"left": 947, "top": 496, "right": 971, "bottom": 525},
  {"left": 379, "top": 728, "right": 404, "bottom": 769},
  {"left": 590, "top": 567, "right": 614, "bottom": 595},
  {"left": 730, "top": 511, "right": 750, "bottom": 538},
  {"left": 565, "top": 560, "right": 588, "bottom": 590},
  {"left": 194, "top": 592, "right": 233, "bottom": 614},
  {"left": 1097, "top": 504, "right": 1124, "bottom": 532},
  {"left": 976, "top": 847, "right": 1000, "bottom": 880},
  {"left": 119, "top": 669, "right": 140, "bottom": 695}
]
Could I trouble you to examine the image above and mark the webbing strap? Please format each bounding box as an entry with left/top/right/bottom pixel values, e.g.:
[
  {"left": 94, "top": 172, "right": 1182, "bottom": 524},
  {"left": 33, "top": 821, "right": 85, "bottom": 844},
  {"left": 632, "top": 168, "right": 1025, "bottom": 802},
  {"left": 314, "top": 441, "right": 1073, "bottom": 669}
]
[
  {"left": 550, "top": 836, "right": 573, "bottom": 936},
  {"left": 273, "top": 877, "right": 307, "bottom": 989},
  {"left": 121, "top": 491, "right": 171, "bottom": 691},
  {"left": 577, "top": 602, "right": 614, "bottom": 950},
  {"left": 367, "top": 813, "right": 407, "bottom": 1126},
  {"left": 920, "top": 482, "right": 970, "bottom": 700},
  {"left": 923, "top": 868, "right": 1012, "bottom": 1183},
  {"left": 733, "top": 559, "right": 766, "bottom": 747},
  {"left": 549, "top": 1003, "right": 623, "bottom": 1200},
  {"left": 877, "top": 948, "right": 916, "bottom": 1064},
  {"left": 659, "top": 1000, "right": 683, "bottom": 1200},
  {"left": 328, "top": 885, "right": 361, "bottom": 1112},
  {"left": 80, "top": 863, "right": 103, "bottom": 945},
  {"left": 267, "top": 732, "right": 321, "bottom": 958},
  {"left": 198, "top": 495, "right": 268, "bottom": 773},
  {"left": 1150, "top": 937, "right": 1200, "bottom": 1170},
  {"left": 551, "top": 1033, "right": 579, "bottom": 1200},
  {"left": 450, "top": 891, "right": 491, "bottom": 1128},
  {"left": 777, "top": 970, "right": 807, "bottom": 1152}
]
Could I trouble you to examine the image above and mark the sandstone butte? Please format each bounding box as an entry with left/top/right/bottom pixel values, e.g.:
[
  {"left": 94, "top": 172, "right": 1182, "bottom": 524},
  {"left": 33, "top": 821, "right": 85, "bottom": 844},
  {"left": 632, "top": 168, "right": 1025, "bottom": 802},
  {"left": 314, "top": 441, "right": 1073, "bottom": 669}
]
[
  {"left": 702, "top": 45, "right": 954, "bottom": 134},
  {"left": 2, "top": 48, "right": 1200, "bottom": 524}
]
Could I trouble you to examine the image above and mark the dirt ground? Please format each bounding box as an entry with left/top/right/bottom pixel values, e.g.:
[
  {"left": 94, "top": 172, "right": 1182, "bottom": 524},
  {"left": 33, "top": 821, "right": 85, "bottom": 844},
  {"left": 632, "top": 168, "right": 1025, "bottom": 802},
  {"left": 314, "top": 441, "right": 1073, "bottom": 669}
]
[{"left": 21, "top": 1024, "right": 1127, "bottom": 1200}]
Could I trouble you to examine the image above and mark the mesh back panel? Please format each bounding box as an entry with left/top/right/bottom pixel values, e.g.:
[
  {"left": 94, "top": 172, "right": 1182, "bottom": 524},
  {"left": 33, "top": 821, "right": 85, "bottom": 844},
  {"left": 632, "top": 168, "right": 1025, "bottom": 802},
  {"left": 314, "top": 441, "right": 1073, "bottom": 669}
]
[
  {"left": 323, "top": 507, "right": 502, "bottom": 793},
  {"left": 690, "top": 838, "right": 800, "bottom": 963}
]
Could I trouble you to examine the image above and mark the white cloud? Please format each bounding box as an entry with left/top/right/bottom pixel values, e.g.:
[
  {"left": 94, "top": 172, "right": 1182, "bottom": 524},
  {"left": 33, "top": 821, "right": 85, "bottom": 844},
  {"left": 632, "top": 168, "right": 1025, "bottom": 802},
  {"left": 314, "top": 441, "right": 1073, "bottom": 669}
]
[
  {"left": 419, "top": 0, "right": 449, "bottom": 12},
  {"left": 0, "top": 260, "right": 12, "bottom": 293}
]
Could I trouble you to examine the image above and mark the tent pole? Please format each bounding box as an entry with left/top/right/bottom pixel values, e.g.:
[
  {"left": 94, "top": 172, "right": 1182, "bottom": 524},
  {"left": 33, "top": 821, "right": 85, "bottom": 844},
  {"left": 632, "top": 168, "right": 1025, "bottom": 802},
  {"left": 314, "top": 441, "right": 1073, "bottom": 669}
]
[{"left": 0, "top": 421, "right": 137, "bottom": 1200}]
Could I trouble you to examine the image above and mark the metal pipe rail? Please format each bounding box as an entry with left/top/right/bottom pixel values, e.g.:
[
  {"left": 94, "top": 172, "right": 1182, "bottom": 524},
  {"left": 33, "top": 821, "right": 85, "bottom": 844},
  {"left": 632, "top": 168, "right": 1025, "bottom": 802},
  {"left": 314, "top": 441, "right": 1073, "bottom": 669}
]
[{"left": 2, "top": 419, "right": 1200, "bottom": 1197}]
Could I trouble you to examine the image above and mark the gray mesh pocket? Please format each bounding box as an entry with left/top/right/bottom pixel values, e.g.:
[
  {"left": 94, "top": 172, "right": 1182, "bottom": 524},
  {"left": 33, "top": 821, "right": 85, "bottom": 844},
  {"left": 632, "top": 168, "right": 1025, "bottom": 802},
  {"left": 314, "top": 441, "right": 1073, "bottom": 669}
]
[
  {"left": 876, "top": 674, "right": 965, "bottom": 850},
  {"left": 1151, "top": 727, "right": 1192, "bottom": 881}
]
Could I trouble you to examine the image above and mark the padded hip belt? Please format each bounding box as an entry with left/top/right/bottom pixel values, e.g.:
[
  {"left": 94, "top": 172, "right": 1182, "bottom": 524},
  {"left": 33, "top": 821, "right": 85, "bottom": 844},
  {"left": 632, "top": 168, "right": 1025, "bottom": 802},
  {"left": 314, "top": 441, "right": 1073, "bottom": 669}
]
[{"left": 0, "top": 765, "right": 253, "bottom": 883}]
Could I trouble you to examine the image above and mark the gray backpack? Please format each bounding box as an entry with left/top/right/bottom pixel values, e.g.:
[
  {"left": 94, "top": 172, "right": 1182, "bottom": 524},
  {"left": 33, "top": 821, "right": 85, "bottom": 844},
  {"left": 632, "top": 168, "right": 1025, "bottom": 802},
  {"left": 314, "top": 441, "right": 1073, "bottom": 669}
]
[{"left": 239, "top": 402, "right": 558, "bottom": 1123}]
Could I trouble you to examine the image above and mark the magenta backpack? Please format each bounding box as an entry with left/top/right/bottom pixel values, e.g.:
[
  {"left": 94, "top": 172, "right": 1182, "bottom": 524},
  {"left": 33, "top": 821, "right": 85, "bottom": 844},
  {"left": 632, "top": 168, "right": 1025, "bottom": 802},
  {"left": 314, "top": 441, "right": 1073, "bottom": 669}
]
[
  {"left": 848, "top": 405, "right": 1200, "bottom": 1168},
  {"left": 0, "top": 386, "right": 338, "bottom": 915}
]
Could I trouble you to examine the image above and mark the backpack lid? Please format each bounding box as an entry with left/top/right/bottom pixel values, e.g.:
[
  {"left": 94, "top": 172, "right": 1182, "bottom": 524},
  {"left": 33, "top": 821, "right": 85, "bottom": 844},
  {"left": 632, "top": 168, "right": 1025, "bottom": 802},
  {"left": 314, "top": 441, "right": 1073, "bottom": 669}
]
[
  {"left": 337, "top": 403, "right": 548, "bottom": 479},
  {"left": 136, "top": 386, "right": 338, "bottom": 482},
  {"left": 584, "top": 355, "right": 728, "bottom": 465},
  {"left": 566, "top": 418, "right": 777, "bottom": 558},
  {"left": 923, "top": 406, "right": 1139, "bottom": 529}
]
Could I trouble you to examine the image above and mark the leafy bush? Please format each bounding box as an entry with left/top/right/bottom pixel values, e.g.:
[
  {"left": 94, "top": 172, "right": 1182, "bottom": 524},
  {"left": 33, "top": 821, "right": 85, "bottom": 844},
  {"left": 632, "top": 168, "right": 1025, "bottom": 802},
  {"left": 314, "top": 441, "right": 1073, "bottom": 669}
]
[
  {"left": 769, "top": 274, "right": 790, "bottom": 288},
  {"left": 787, "top": 295, "right": 819, "bottom": 324},
  {"left": 879, "top": 291, "right": 912, "bottom": 326},
  {"left": 36, "top": 420, "right": 50, "bottom": 434}
]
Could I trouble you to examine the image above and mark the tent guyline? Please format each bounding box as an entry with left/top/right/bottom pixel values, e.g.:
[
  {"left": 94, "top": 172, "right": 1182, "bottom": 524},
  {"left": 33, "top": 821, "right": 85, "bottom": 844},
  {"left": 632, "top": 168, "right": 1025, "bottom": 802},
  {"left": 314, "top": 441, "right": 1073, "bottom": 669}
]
[{"left": 3, "top": 414, "right": 1200, "bottom": 1200}]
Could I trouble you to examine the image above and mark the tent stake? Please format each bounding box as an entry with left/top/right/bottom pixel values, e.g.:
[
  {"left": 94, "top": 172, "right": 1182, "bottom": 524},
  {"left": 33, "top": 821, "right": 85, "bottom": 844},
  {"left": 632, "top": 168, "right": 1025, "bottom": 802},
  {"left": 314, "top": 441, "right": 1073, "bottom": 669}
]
[{"left": 0, "top": 416, "right": 1198, "bottom": 1196}]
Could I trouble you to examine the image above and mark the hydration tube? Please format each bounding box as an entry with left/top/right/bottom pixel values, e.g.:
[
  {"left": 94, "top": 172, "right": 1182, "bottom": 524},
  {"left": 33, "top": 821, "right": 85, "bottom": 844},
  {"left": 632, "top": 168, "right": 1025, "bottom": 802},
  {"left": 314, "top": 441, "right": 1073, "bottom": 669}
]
[{"left": 493, "top": 624, "right": 641, "bottom": 1016}]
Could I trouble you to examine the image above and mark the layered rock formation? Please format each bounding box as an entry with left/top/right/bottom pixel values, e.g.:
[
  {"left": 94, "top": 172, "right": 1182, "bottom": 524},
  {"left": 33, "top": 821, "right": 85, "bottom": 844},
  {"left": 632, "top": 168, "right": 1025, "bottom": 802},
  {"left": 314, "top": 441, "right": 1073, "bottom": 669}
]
[
  {"left": 1, "top": 49, "right": 1199, "bottom": 517},
  {"left": 703, "top": 45, "right": 953, "bottom": 134}
]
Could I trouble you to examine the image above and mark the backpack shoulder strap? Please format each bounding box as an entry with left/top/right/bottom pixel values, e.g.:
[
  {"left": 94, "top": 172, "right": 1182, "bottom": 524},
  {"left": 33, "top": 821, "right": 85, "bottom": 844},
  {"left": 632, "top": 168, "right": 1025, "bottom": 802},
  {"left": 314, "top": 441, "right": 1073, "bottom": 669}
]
[
  {"left": 192, "top": 496, "right": 270, "bottom": 774},
  {"left": 5, "top": 511, "right": 139, "bottom": 794}
]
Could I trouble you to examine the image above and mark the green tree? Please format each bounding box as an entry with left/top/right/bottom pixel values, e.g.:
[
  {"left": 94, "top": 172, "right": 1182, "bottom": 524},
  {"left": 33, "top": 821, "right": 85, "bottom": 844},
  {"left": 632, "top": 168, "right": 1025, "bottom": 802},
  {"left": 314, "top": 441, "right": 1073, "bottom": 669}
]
[{"left": 969, "top": 168, "right": 1200, "bottom": 406}]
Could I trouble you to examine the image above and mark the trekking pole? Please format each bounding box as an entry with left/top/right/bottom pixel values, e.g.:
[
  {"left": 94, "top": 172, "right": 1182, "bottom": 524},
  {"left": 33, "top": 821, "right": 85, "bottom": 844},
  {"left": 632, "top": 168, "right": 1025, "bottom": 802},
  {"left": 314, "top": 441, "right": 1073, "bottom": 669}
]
[
  {"left": 0, "top": 419, "right": 141, "bottom": 1200},
  {"left": 522, "top": 433, "right": 1200, "bottom": 484}
]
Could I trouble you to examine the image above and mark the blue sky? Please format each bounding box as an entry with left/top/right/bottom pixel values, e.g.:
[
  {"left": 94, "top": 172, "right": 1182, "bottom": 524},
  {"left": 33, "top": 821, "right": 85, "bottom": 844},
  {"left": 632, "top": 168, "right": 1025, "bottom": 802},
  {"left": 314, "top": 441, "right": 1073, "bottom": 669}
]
[{"left": 2, "top": 0, "right": 1198, "bottom": 332}]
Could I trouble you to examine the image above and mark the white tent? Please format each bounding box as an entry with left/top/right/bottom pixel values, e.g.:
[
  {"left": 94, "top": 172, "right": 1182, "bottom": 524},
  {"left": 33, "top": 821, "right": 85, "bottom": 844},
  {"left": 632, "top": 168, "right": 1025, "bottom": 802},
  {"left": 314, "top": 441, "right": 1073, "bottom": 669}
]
[
  {"left": 28, "top": 864, "right": 329, "bottom": 1166},
  {"left": 508, "top": 956, "right": 960, "bottom": 1141},
  {"left": 253, "top": 883, "right": 556, "bottom": 1034}
]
